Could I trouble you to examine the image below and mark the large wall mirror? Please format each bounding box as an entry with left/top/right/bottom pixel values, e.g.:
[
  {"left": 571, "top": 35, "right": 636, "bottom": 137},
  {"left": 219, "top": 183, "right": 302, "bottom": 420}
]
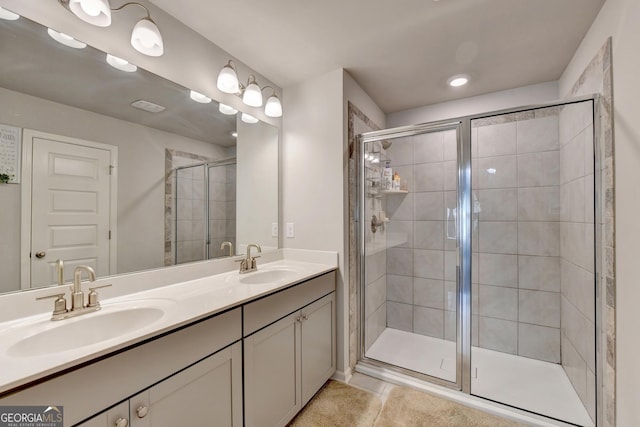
[{"left": 0, "top": 12, "right": 279, "bottom": 294}]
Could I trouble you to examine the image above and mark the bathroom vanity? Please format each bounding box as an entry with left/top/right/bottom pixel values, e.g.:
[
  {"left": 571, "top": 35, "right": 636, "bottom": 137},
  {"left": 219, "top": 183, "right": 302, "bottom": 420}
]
[{"left": 0, "top": 250, "right": 337, "bottom": 427}]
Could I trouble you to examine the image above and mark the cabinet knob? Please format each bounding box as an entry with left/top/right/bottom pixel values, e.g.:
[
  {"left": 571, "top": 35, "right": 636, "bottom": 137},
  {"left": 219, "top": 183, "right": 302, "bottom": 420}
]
[
  {"left": 114, "top": 417, "right": 129, "bottom": 427},
  {"left": 35, "top": 251, "right": 46, "bottom": 259},
  {"left": 136, "top": 406, "right": 149, "bottom": 418}
]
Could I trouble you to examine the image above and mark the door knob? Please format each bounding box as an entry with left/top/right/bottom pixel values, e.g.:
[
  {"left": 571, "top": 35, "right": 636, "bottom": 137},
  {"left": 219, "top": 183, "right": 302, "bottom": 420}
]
[
  {"left": 35, "top": 251, "right": 46, "bottom": 259},
  {"left": 114, "top": 418, "right": 128, "bottom": 427}
]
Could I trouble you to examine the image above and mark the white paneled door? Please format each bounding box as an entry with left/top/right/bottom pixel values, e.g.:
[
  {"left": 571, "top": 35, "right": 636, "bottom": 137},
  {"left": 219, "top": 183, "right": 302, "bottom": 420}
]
[{"left": 26, "top": 132, "right": 116, "bottom": 288}]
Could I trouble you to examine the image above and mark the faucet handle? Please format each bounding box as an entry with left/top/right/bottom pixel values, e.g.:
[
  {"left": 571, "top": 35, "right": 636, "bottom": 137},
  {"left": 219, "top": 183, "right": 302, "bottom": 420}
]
[
  {"left": 87, "top": 284, "right": 112, "bottom": 308},
  {"left": 36, "top": 293, "right": 68, "bottom": 316}
]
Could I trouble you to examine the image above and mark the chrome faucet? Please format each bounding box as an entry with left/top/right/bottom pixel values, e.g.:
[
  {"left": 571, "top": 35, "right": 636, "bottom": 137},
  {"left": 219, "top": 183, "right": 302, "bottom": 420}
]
[
  {"left": 55, "top": 259, "right": 65, "bottom": 286},
  {"left": 237, "top": 244, "right": 261, "bottom": 274},
  {"left": 72, "top": 265, "right": 96, "bottom": 311},
  {"left": 220, "top": 241, "right": 234, "bottom": 257},
  {"left": 37, "top": 265, "right": 111, "bottom": 321}
]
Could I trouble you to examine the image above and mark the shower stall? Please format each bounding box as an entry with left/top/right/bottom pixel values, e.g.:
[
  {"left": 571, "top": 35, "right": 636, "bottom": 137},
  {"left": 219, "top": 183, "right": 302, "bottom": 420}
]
[
  {"left": 173, "top": 158, "right": 237, "bottom": 264},
  {"left": 358, "top": 98, "right": 599, "bottom": 426}
]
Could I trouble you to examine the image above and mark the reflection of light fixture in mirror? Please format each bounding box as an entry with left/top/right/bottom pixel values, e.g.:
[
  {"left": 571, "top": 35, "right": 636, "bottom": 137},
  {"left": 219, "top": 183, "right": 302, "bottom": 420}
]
[
  {"left": 241, "top": 113, "right": 258, "bottom": 124},
  {"left": 231, "top": 131, "right": 238, "bottom": 138},
  {"left": 106, "top": 54, "right": 137, "bottom": 72},
  {"left": 0, "top": 7, "right": 20, "bottom": 20},
  {"left": 189, "top": 90, "right": 212, "bottom": 104},
  {"left": 216, "top": 60, "right": 283, "bottom": 117},
  {"left": 219, "top": 103, "right": 238, "bottom": 115},
  {"left": 47, "top": 28, "right": 87, "bottom": 49},
  {"left": 58, "top": 0, "right": 164, "bottom": 57}
]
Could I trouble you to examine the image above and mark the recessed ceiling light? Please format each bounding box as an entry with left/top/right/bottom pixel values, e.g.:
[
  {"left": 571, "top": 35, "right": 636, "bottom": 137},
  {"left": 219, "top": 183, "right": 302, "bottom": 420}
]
[
  {"left": 0, "top": 7, "right": 19, "bottom": 20},
  {"left": 106, "top": 54, "right": 137, "bottom": 72},
  {"left": 130, "top": 99, "right": 166, "bottom": 113},
  {"left": 189, "top": 90, "right": 211, "bottom": 104},
  {"left": 447, "top": 74, "right": 470, "bottom": 87},
  {"left": 47, "top": 28, "right": 87, "bottom": 49}
]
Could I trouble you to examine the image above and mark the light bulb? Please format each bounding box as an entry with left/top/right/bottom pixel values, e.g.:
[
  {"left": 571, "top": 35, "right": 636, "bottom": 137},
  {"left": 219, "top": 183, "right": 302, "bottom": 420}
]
[
  {"left": 217, "top": 62, "right": 239, "bottom": 94},
  {"left": 242, "top": 78, "right": 263, "bottom": 107},
  {"left": 106, "top": 54, "right": 137, "bottom": 72},
  {"left": 264, "top": 94, "right": 282, "bottom": 117},
  {"left": 447, "top": 74, "right": 470, "bottom": 87},
  {"left": 0, "top": 7, "right": 20, "bottom": 20},
  {"left": 80, "top": 0, "right": 102, "bottom": 17},
  {"left": 131, "top": 18, "right": 164, "bottom": 57},
  {"left": 47, "top": 28, "right": 87, "bottom": 49}
]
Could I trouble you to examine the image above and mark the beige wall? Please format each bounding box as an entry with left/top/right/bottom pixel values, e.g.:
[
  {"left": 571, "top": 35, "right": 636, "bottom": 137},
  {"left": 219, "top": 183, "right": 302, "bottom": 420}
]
[{"left": 559, "top": 0, "right": 640, "bottom": 424}]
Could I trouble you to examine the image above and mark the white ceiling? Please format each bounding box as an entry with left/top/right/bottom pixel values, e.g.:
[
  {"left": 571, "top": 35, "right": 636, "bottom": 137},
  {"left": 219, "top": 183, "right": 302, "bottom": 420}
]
[{"left": 149, "top": 0, "right": 605, "bottom": 113}]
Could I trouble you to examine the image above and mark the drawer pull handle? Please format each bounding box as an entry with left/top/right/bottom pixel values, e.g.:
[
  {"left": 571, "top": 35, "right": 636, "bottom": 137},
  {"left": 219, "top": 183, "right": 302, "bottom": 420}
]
[{"left": 136, "top": 406, "right": 149, "bottom": 418}]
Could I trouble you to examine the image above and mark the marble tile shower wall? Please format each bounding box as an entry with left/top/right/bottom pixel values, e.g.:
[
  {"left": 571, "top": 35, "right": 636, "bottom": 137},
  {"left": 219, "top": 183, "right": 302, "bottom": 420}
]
[
  {"left": 471, "top": 114, "right": 562, "bottom": 363},
  {"left": 558, "top": 101, "right": 596, "bottom": 419},
  {"left": 385, "top": 130, "right": 461, "bottom": 343}
]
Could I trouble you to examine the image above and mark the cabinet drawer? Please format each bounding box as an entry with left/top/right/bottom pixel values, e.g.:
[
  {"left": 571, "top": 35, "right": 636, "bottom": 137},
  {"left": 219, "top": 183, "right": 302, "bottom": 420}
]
[
  {"left": 243, "top": 271, "right": 335, "bottom": 336},
  {"left": 2, "top": 308, "right": 241, "bottom": 426}
]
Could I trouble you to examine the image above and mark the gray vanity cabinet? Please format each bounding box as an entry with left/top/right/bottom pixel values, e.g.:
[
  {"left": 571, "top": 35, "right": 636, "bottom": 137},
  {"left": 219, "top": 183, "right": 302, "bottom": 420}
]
[
  {"left": 78, "top": 342, "right": 243, "bottom": 427},
  {"left": 243, "top": 272, "right": 336, "bottom": 427}
]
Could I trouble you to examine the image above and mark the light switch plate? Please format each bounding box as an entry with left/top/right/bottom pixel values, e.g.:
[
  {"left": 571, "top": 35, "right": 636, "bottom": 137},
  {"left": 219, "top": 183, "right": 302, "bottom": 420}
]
[
  {"left": 286, "top": 222, "right": 295, "bottom": 238},
  {"left": 271, "top": 222, "right": 278, "bottom": 237}
]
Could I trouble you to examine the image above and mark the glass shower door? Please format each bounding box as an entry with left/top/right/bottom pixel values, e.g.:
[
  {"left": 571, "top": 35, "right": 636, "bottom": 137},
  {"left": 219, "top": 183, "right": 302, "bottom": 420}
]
[{"left": 360, "top": 122, "right": 464, "bottom": 386}]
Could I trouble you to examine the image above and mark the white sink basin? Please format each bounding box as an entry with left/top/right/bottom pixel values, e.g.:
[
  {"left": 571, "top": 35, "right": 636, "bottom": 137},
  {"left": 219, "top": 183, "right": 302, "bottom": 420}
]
[
  {"left": 239, "top": 269, "right": 300, "bottom": 285},
  {"left": 6, "top": 302, "right": 169, "bottom": 358}
]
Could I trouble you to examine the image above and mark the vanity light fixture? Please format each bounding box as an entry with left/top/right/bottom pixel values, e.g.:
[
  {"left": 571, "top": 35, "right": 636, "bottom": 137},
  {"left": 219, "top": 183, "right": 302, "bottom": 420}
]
[
  {"left": 189, "top": 90, "right": 212, "bottom": 104},
  {"left": 0, "top": 6, "right": 20, "bottom": 20},
  {"left": 447, "top": 74, "right": 470, "bottom": 87},
  {"left": 47, "top": 28, "right": 87, "bottom": 49},
  {"left": 106, "top": 53, "right": 137, "bottom": 72},
  {"left": 219, "top": 103, "right": 238, "bottom": 115},
  {"left": 57, "top": 0, "right": 164, "bottom": 57},
  {"left": 216, "top": 60, "right": 283, "bottom": 118}
]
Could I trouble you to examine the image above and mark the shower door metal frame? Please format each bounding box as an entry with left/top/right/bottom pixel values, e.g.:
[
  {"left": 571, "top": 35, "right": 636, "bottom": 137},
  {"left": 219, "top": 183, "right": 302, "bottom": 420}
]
[
  {"left": 356, "top": 95, "right": 601, "bottom": 413},
  {"left": 357, "top": 119, "right": 472, "bottom": 392}
]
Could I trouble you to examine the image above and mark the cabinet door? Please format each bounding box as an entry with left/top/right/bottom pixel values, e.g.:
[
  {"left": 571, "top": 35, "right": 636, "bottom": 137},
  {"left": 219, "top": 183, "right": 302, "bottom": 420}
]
[
  {"left": 244, "top": 311, "right": 301, "bottom": 427},
  {"left": 130, "top": 341, "right": 242, "bottom": 427},
  {"left": 76, "top": 401, "right": 129, "bottom": 427},
  {"left": 301, "top": 292, "right": 336, "bottom": 405}
]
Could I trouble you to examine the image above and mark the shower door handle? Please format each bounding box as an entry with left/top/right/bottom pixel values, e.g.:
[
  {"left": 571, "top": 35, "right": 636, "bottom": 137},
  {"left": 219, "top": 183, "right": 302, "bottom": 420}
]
[{"left": 446, "top": 207, "right": 457, "bottom": 240}]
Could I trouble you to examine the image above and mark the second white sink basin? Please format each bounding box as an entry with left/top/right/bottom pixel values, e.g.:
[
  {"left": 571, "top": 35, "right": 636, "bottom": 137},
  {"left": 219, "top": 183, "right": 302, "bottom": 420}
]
[
  {"left": 6, "top": 302, "right": 169, "bottom": 358},
  {"left": 239, "top": 269, "right": 300, "bottom": 285}
]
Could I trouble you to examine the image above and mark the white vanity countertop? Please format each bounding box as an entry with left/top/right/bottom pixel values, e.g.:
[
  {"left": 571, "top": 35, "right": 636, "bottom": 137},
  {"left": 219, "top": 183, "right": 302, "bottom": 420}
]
[{"left": 0, "top": 249, "right": 337, "bottom": 395}]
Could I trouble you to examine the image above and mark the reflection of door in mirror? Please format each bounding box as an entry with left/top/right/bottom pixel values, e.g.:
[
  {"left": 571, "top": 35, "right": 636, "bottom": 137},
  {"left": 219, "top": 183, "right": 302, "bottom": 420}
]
[{"left": 21, "top": 130, "right": 117, "bottom": 289}]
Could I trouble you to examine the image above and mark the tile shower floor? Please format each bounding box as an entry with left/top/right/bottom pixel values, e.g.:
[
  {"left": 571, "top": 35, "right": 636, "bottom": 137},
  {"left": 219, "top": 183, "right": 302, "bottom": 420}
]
[{"left": 365, "top": 328, "right": 594, "bottom": 427}]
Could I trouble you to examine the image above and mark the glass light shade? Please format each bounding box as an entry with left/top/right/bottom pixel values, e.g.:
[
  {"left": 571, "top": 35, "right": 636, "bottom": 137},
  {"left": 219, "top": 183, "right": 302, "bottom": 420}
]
[
  {"left": 106, "top": 54, "right": 137, "bottom": 72},
  {"left": 241, "top": 113, "right": 258, "bottom": 124},
  {"left": 68, "top": 0, "right": 111, "bottom": 27},
  {"left": 0, "top": 7, "right": 20, "bottom": 20},
  {"left": 217, "top": 64, "right": 239, "bottom": 94},
  {"left": 264, "top": 94, "right": 283, "bottom": 117},
  {"left": 189, "top": 90, "right": 212, "bottom": 104},
  {"left": 131, "top": 18, "right": 164, "bottom": 57},
  {"left": 47, "top": 28, "right": 87, "bottom": 49},
  {"left": 242, "top": 81, "right": 263, "bottom": 107},
  {"left": 219, "top": 103, "right": 238, "bottom": 115}
]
